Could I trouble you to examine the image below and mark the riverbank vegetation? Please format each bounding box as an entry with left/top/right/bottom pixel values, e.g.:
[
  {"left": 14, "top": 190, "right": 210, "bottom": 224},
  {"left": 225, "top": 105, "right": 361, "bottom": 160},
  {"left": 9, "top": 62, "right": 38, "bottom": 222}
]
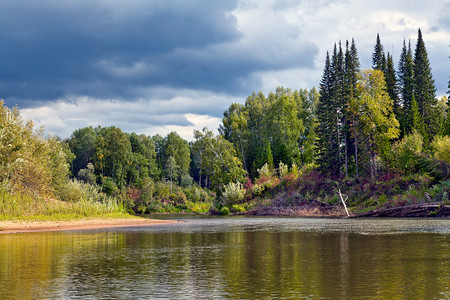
[
  {"left": 1, "top": 29, "right": 449, "bottom": 219},
  {"left": 0, "top": 102, "right": 128, "bottom": 220}
]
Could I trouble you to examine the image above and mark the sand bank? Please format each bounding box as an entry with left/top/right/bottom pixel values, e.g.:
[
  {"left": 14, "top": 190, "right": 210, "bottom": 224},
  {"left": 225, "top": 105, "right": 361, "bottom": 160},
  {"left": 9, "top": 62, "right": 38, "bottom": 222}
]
[{"left": 0, "top": 218, "right": 177, "bottom": 234}]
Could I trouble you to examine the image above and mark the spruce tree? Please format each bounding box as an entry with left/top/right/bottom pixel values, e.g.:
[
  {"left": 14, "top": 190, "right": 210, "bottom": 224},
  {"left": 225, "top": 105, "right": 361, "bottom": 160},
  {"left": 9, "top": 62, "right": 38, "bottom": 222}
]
[
  {"left": 316, "top": 51, "right": 339, "bottom": 176},
  {"left": 385, "top": 53, "right": 397, "bottom": 101},
  {"left": 410, "top": 93, "right": 425, "bottom": 138},
  {"left": 413, "top": 28, "right": 439, "bottom": 143},
  {"left": 385, "top": 52, "right": 399, "bottom": 130},
  {"left": 397, "top": 40, "right": 415, "bottom": 136},
  {"left": 344, "top": 39, "right": 360, "bottom": 177},
  {"left": 372, "top": 34, "right": 386, "bottom": 71},
  {"left": 332, "top": 42, "right": 345, "bottom": 177}
]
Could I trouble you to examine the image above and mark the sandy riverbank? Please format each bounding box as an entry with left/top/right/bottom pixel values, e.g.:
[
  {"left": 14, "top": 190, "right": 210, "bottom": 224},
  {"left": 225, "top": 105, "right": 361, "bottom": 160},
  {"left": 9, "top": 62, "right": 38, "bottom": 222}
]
[{"left": 0, "top": 218, "right": 178, "bottom": 234}]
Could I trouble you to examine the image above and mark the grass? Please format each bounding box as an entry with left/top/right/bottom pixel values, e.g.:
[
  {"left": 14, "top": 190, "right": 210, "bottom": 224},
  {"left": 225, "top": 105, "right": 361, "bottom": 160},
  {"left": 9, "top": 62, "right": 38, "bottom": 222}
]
[{"left": 0, "top": 188, "right": 130, "bottom": 221}]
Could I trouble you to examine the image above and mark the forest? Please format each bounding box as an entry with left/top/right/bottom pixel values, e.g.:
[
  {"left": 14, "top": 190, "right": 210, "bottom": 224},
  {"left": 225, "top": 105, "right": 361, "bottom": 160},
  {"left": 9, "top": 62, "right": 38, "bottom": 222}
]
[{"left": 1, "top": 29, "right": 449, "bottom": 219}]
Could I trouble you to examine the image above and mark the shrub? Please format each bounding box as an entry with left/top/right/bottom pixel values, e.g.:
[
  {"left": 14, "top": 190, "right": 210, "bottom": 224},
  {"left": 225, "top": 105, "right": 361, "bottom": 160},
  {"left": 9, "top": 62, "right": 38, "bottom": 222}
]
[
  {"left": 184, "top": 186, "right": 212, "bottom": 203},
  {"left": 146, "top": 201, "right": 165, "bottom": 213},
  {"left": 170, "top": 191, "right": 187, "bottom": 205},
  {"left": 180, "top": 174, "right": 193, "bottom": 188},
  {"left": 209, "top": 204, "right": 220, "bottom": 215},
  {"left": 140, "top": 177, "right": 154, "bottom": 204},
  {"left": 219, "top": 206, "right": 230, "bottom": 215},
  {"left": 388, "top": 131, "right": 423, "bottom": 174},
  {"left": 278, "top": 162, "right": 289, "bottom": 178},
  {"left": 222, "top": 181, "right": 245, "bottom": 205},
  {"left": 101, "top": 177, "right": 119, "bottom": 195},
  {"left": 77, "top": 163, "right": 96, "bottom": 185},
  {"left": 230, "top": 204, "right": 246, "bottom": 213},
  {"left": 431, "top": 135, "right": 450, "bottom": 164},
  {"left": 154, "top": 181, "right": 170, "bottom": 199},
  {"left": 291, "top": 162, "right": 299, "bottom": 179},
  {"left": 257, "top": 163, "right": 273, "bottom": 180}
]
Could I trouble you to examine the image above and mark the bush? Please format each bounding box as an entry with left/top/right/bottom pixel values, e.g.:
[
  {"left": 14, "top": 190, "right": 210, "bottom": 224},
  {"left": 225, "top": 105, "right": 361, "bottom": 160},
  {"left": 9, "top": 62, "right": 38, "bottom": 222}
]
[
  {"left": 257, "top": 163, "right": 273, "bottom": 180},
  {"left": 0, "top": 102, "right": 72, "bottom": 200},
  {"left": 146, "top": 201, "right": 165, "bottom": 213},
  {"left": 222, "top": 182, "right": 245, "bottom": 205},
  {"left": 431, "top": 135, "right": 450, "bottom": 164},
  {"left": 388, "top": 131, "right": 423, "bottom": 174},
  {"left": 140, "top": 177, "right": 154, "bottom": 204},
  {"left": 184, "top": 186, "right": 213, "bottom": 203},
  {"left": 170, "top": 191, "right": 187, "bottom": 205},
  {"left": 219, "top": 206, "right": 230, "bottom": 215},
  {"left": 101, "top": 177, "right": 119, "bottom": 195},
  {"left": 208, "top": 204, "right": 220, "bottom": 215},
  {"left": 154, "top": 181, "right": 170, "bottom": 199},
  {"left": 230, "top": 204, "right": 246, "bottom": 213},
  {"left": 77, "top": 163, "right": 96, "bottom": 185},
  {"left": 278, "top": 162, "right": 289, "bottom": 178},
  {"left": 180, "top": 174, "right": 193, "bottom": 188},
  {"left": 0, "top": 180, "right": 125, "bottom": 220}
]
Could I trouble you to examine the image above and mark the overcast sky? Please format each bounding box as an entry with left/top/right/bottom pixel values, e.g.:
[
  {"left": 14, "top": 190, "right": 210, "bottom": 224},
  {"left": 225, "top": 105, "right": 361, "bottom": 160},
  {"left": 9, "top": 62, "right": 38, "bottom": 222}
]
[{"left": 1, "top": 0, "right": 449, "bottom": 140}]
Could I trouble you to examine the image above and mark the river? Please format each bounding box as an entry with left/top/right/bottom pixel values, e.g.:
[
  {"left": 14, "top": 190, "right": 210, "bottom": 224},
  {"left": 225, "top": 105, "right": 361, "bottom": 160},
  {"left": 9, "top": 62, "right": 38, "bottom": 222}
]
[{"left": 0, "top": 216, "right": 449, "bottom": 299}]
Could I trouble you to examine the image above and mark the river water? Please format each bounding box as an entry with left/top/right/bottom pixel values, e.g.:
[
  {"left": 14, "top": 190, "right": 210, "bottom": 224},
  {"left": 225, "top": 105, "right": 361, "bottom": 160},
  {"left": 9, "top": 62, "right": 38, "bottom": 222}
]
[{"left": 0, "top": 216, "right": 449, "bottom": 299}]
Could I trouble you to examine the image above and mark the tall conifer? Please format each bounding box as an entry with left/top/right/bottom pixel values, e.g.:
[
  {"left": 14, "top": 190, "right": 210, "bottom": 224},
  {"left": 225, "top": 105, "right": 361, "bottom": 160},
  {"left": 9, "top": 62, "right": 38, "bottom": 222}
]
[
  {"left": 344, "top": 39, "right": 360, "bottom": 177},
  {"left": 397, "top": 40, "right": 415, "bottom": 136},
  {"left": 385, "top": 52, "right": 399, "bottom": 130},
  {"left": 372, "top": 34, "right": 386, "bottom": 71},
  {"left": 317, "top": 51, "right": 340, "bottom": 176},
  {"left": 413, "top": 28, "right": 438, "bottom": 143},
  {"left": 331, "top": 43, "right": 346, "bottom": 177}
]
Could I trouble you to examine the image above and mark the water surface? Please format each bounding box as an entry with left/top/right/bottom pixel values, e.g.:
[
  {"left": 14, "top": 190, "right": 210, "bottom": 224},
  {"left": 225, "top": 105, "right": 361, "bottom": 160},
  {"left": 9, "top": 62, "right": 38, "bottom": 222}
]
[{"left": 1, "top": 217, "right": 449, "bottom": 299}]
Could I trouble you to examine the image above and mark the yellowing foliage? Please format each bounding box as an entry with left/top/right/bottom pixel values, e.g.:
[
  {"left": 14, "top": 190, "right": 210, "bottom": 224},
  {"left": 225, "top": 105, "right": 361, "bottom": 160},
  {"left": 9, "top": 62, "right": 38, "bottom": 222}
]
[
  {"left": 431, "top": 135, "right": 450, "bottom": 164},
  {"left": 0, "top": 101, "right": 70, "bottom": 199}
]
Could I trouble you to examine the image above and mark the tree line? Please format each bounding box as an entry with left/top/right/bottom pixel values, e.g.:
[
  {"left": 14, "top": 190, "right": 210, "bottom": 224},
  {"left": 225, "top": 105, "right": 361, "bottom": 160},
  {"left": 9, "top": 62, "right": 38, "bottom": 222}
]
[
  {"left": 64, "top": 29, "right": 448, "bottom": 199},
  {"left": 315, "top": 29, "right": 448, "bottom": 180},
  {"left": 3, "top": 28, "right": 446, "bottom": 216}
]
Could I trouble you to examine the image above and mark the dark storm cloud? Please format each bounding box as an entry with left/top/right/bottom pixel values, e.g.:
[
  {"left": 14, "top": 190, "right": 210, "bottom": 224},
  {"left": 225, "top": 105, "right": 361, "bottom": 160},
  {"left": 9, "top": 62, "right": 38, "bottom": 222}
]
[
  {"left": 0, "top": 0, "right": 238, "bottom": 104},
  {"left": 0, "top": 0, "right": 317, "bottom": 108}
]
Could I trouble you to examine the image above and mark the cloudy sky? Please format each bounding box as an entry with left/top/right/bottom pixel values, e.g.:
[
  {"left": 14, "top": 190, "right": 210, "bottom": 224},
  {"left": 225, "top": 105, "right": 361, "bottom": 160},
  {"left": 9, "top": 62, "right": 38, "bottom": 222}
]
[{"left": 1, "top": 0, "right": 449, "bottom": 140}]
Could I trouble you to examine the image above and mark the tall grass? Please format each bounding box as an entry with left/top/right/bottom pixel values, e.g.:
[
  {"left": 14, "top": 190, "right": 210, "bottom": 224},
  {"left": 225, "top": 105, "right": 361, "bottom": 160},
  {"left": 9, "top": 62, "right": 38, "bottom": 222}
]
[{"left": 0, "top": 180, "right": 128, "bottom": 221}]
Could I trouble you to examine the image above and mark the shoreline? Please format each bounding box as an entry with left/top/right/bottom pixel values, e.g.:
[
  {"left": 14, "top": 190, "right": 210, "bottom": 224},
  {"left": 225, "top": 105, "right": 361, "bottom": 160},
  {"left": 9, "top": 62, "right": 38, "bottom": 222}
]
[{"left": 0, "top": 218, "right": 178, "bottom": 234}]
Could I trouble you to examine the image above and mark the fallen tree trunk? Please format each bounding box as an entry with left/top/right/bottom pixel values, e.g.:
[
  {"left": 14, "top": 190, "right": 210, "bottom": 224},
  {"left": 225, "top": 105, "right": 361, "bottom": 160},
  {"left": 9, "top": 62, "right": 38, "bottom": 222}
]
[
  {"left": 354, "top": 203, "right": 450, "bottom": 218},
  {"left": 245, "top": 199, "right": 348, "bottom": 217}
]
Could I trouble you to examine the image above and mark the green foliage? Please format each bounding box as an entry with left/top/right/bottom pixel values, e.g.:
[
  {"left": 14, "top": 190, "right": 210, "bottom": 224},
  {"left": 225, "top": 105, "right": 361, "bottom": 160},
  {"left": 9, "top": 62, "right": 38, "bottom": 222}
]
[
  {"left": 219, "top": 206, "right": 230, "bottom": 215},
  {"left": 414, "top": 29, "right": 440, "bottom": 142},
  {"left": 0, "top": 180, "right": 126, "bottom": 220},
  {"left": 193, "top": 128, "right": 246, "bottom": 192},
  {"left": 230, "top": 204, "right": 246, "bottom": 213},
  {"left": 68, "top": 126, "right": 96, "bottom": 177},
  {"left": 77, "top": 163, "right": 96, "bottom": 185},
  {"left": 372, "top": 34, "right": 386, "bottom": 71},
  {"left": 101, "top": 177, "right": 119, "bottom": 196},
  {"left": 352, "top": 69, "right": 400, "bottom": 179},
  {"left": 165, "top": 156, "right": 179, "bottom": 191},
  {"left": 427, "top": 180, "right": 450, "bottom": 202},
  {"left": 222, "top": 182, "right": 245, "bottom": 205},
  {"left": 163, "top": 132, "right": 191, "bottom": 178},
  {"left": 257, "top": 163, "right": 273, "bottom": 180},
  {"left": 0, "top": 101, "right": 71, "bottom": 199},
  {"left": 387, "top": 131, "right": 423, "bottom": 174},
  {"left": 398, "top": 40, "right": 415, "bottom": 136},
  {"left": 278, "top": 161, "right": 289, "bottom": 178},
  {"left": 221, "top": 87, "right": 316, "bottom": 178},
  {"left": 431, "top": 135, "right": 450, "bottom": 164}
]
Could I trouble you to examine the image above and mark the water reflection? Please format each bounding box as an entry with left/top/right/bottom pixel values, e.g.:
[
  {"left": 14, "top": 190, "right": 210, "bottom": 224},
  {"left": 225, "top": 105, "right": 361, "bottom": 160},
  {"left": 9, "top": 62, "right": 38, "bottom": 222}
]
[{"left": 0, "top": 217, "right": 449, "bottom": 299}]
